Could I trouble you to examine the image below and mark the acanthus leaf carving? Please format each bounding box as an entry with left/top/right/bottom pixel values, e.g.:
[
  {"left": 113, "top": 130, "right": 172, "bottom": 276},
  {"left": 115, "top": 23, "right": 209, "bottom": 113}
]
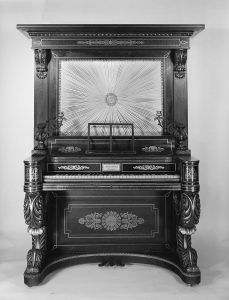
[
  {"left": 24, "top": 192, "right": 47, "bottom": 275},
  {"left": 24, "top": 192, "right": 44, "bottom": 228},
  {"left": 179, "top": 192, "right": 200, "bottom": 230},
  {"left": 26, "top": 249, "right": 44, "bottom": 274},
  {"left": 174, "top": 192, "right": 200, "bottom": 273},
  {"left": 176, "top": 230, "right": 199, "bottom": 273}
]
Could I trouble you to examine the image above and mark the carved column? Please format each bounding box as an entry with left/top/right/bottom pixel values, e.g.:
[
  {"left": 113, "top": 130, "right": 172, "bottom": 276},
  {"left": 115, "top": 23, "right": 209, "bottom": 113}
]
[
  {"left": 175, "top": 159, "right": 200, "bottom": 274},
  {"left": 24, "top": 157, "right": 47, "bottom": 275}
]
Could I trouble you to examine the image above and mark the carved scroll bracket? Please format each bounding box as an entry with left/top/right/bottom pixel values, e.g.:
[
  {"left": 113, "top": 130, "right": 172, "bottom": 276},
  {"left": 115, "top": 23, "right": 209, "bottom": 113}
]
[
  {"left": 174, "top": 49, "right": 187, "bottom": 79},
  {"left": 34, "top": 49, "right": 49, "bottom": 79}
]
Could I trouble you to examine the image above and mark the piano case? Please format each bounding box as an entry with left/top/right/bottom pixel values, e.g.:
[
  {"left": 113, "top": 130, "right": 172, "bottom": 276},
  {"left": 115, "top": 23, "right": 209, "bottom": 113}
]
[{"left": 18, "top": 24, "right": 204, "bottom": 286}]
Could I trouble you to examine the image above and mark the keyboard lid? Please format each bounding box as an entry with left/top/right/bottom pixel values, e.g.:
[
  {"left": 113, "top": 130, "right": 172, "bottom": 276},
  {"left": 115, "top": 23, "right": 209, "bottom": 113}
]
[{"left": 48, "top": 136, "right": 176, "bottom": 157}]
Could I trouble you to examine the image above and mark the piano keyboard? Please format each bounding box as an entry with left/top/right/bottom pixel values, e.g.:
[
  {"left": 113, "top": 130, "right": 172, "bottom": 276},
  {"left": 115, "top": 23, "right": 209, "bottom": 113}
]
[{"left": 44, "top": 174, "right": 180, "bottom": 182}]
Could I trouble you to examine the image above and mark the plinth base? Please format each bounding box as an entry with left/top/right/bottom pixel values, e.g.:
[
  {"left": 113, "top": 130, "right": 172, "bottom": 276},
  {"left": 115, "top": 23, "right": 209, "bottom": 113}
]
[{"left": 24, "top": 253, "right": 201, "bottom": 287}]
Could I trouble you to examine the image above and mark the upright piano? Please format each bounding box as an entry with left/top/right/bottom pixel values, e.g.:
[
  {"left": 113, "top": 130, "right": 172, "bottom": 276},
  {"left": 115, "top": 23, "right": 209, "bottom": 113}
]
[{"left": 17, "top": 24, "right": 204, "bottom": 286}]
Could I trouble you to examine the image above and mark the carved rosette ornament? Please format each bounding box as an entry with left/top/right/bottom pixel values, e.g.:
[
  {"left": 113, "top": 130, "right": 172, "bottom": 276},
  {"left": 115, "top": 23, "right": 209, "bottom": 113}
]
[
  {"left": 174, "top": 49, "right": 187, "bottom": 79},
  {"left": 24, "top": 192, "right": 47, "bottom": 274},
  {"left": 34, "top": 49, "right": 48, "bottom": 79}
]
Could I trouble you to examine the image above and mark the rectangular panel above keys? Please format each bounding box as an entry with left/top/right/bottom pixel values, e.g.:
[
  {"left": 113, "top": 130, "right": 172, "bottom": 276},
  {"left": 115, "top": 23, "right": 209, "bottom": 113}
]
[
  {"left": 47, "top": 163, "right": 101, "bottom": 172},
  {"left": 123, "top": 163, "right": 176, "bottom": 173},
  {"left": 47, "top": 162, "right": 176, "bottom": 173}
]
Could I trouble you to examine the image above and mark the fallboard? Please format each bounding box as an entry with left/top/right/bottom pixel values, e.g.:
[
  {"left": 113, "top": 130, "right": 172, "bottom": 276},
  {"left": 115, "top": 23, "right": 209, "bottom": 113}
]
[{"left": 48, "top": 136, "right": 175, "bottom": 156}]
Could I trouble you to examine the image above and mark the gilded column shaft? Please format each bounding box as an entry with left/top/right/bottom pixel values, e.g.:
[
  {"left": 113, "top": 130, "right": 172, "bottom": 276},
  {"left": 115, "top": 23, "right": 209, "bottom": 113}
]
[
  {"left": 24, "top": 160, "right": 43, "bottom": 193},
  {"left": 181, "top": 160, "right": 199, "bottom": 193}
]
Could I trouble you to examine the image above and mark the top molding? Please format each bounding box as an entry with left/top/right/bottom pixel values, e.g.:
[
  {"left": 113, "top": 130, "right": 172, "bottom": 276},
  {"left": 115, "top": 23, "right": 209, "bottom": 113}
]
[{"left": 17, "top": 24, "right": 205, "bottom": 50}]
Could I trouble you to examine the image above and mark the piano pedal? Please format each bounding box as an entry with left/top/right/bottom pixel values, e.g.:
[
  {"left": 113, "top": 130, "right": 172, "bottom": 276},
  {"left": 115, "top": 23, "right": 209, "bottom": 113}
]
[{"left": 98, "top": 258, "right": 125, "bottom": 267}]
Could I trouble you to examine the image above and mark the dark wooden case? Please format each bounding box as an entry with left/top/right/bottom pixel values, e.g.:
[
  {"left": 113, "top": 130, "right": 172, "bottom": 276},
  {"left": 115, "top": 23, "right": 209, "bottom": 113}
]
[{"left": 18, "top": 24, "right": 204, "bottom": 287}]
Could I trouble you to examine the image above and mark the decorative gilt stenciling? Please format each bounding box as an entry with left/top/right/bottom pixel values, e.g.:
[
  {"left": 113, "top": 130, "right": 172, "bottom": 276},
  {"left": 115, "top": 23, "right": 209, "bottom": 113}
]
[
  {"left": 24, "top": 192, "right": 47, "bottom": 274},
  {"left": 141, "top": 145, "right": 165, "bottom": 153},
  {"left": 174, "top": 49, "right": 187, "bottom": 79},
  {"left": 58, "top": 146, "right": 82, "bottom": 153},
  {"left": 24, "top": 162, "right": 43, "bottom": 194},
  {"left": 174, "top": 191, "right": 200, "bottom": 273},
  {"left": 34, "top": 49, "right": 48, "bottom": 79},
  {"left": 102, "top": 211, "right": 121, "bottom": 231},
  {"left": 25, "top": 166, "right": 39, "bottom": 182},
  {"left": 184, "top": 166, "right": 198, "bottom": 182},
  {"left": 58, "top": 165, "right": 90, "bottom": 171},
  {"left": 34, "top": 112, "right": 65, "bottom": 151},
  {"left": 78, "top": 211, "right": 144, "bottom": 231},
  {"left": 133, "top": 165, "right": 165, "bottom": 171},
  {"left": 119, "top": 212, "right": 144, "bottom": 230},
  {"left": 180, "top": 39, "right": 189, "bottom": 46},
  {"left": 77, "top": 39, "right": 144, "bottom": 46}
]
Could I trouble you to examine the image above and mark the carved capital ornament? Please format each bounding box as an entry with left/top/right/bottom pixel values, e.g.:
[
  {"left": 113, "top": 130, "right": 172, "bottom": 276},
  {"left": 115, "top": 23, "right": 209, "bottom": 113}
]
[
  {"left": 34, "top": 49, "right": 48, "bottom": 79},
  {"left": 174, "top": 49, "right": 187, "bottom": 79}
]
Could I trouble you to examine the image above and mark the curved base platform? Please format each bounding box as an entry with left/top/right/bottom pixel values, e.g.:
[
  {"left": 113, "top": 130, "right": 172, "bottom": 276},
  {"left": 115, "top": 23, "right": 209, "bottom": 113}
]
[{"left": 24, "top": 253, "right": 201, "bottom": 287}]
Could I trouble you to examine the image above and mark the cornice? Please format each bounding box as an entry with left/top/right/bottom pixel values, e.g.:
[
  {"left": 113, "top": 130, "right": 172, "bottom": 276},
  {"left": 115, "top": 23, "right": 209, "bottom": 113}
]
[{"left": 17, "top": 24, "right": 205, "bottom": 39}]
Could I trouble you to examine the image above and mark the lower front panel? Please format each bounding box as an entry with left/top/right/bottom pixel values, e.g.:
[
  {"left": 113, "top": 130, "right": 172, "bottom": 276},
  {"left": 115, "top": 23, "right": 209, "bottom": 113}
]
[{"left": 48, "top": 190, "right": 176, "bottom": 254}]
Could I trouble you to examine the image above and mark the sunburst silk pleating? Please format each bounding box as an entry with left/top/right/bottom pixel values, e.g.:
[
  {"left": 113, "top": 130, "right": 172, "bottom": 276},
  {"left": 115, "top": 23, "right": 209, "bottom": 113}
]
[{"left": 59, "top": 59, "right": 163, "bottom": 136}]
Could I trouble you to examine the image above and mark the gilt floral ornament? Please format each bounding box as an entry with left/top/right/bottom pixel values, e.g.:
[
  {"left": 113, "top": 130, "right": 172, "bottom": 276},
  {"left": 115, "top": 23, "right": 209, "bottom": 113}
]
[{"left": 78, "top": 211, "right": 144, "bottom": 231}]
